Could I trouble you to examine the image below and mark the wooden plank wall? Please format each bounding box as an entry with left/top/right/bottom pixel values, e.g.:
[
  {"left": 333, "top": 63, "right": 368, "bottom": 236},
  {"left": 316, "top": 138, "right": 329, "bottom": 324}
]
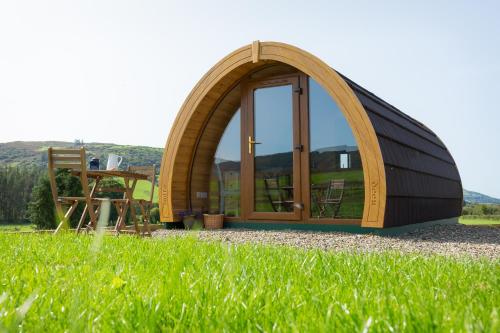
[
  {"left": 164, "top": 60, "right": 267, "bottom": 219},
  {"left": 190, "top": 86, "right": 241, "bottom": 212}
]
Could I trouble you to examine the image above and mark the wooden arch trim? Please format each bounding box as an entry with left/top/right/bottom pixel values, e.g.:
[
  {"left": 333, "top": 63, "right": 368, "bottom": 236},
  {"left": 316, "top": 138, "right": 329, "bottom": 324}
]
[{"left": 159, "top": 41, "right": 386, "bottom": 228}]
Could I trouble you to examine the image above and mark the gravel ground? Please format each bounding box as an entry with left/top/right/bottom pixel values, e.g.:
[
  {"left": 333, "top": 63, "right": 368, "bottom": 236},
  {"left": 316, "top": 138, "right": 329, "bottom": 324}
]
[{"left": 153, "top": 224, "right": 500, "bottom": 260}]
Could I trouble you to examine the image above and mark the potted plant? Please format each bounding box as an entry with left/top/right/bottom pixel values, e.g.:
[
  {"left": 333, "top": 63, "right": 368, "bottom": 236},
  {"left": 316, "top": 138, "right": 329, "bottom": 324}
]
[
  {"left": 179, "top": 210, "right": 204, "bottom": 230},
  {"left": 179, "top": 210, "right": 195, "bottom": 230}
]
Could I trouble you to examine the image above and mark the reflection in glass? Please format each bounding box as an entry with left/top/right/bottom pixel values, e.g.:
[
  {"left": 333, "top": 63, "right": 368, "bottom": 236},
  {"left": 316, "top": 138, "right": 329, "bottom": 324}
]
[
  {"left": 309, "top": 78, "right": 364, "bottom": 219},
  {"left": 340, "top": 153, "right": 350, "bottom": 169},
  {"left": 254, "top": 85, "right": 294, "bottom": 212},
  {"left": 209, "top": 109, "right": 241, "bottom": 216}
]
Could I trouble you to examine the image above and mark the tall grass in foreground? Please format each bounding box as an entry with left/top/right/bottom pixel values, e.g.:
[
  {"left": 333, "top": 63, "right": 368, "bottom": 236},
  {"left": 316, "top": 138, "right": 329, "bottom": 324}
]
[{"left": 0, "top": 234, "right": 498, "bottom": 332}]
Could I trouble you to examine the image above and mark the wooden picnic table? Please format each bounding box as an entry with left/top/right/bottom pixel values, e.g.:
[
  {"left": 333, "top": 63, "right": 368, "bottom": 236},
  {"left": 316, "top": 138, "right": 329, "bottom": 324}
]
[
  {"left": 71, "top": 170, "right": 148, "bottom": 234},
  {"left": 82, "top": 170, "right": 149, "bottom": 180}
]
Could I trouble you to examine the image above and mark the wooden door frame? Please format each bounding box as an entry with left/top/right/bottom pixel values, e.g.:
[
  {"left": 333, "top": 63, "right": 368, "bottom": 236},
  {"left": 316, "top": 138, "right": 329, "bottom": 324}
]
[
  {"left": 241, "top": 73, "right": 303, "bottom": 220},
  {"left": 298, "top": 74, "right": 311, "bottom": 220},
  {"left": 238, "top": 71, "right": 363, "bottom": 226}
]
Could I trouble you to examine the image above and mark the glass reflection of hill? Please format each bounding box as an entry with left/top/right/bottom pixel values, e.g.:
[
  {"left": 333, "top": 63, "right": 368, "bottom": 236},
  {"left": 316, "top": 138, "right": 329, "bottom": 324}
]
[
  {"left": 213, "top": 146, "right": 364, "bottom": 219},
  {"left": 215, "top": 146, "right": 362, "bottom": 176}
]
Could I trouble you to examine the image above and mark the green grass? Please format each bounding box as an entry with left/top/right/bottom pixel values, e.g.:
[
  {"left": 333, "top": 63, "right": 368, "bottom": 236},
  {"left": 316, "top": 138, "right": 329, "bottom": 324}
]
[
  {"left": 0, "top": 223, "right": 35, "bottom": 232},
  {"left": 132, "top": 180, "right": 158, "bottom": 203},
  {"left": 116, "top": 179, "right": 158, "bottom": 203},
  {"left": 310, "top": 169, "right": 364, "bottom": 184},
  {"left": 0, "top": 234, "right": 498, "bottom": 332},
  {"left": 460, "top": 217, "right": 500, "bottom": 225}
]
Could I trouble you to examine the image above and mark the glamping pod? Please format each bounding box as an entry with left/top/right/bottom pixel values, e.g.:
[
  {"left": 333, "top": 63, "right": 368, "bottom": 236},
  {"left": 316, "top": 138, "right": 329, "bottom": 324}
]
[{"left": 159, "top": 41, "right": 462, "bottom": 229}]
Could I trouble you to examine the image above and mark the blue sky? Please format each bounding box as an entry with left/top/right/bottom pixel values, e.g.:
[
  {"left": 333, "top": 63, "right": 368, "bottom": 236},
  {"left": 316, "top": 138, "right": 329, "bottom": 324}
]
[{"left": 0, "top": 1, "right": 499, "bottom": 197}]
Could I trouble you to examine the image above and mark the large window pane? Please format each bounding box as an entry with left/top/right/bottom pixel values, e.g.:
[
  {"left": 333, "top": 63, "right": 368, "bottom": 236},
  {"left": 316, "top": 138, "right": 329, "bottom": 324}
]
[
  {"left": 309, "top": 78, "right": 364, "bottom": 219},
  {"left": 254, "top": 85, "right": 294, "bottom": 212},
  {"left": 209, "top": 109, "right": 241, "bottom": 216}
]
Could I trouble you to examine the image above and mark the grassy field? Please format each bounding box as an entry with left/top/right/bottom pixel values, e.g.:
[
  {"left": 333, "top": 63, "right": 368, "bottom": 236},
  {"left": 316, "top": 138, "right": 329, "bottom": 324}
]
[
  {"left": 0, "top": 223, "right": 35, "bottom": 232},
  {"left": 115, "top": 178, "right": 158, "bottom": 203},
  {"left": 460, "top": 217, "right": 500, "bottom": 225},
  {"left": 0, "top": 234, "right": 497, "bottom": 332},
  {"left": 131, "top": 179, "right": 158, "bottom": 203}
]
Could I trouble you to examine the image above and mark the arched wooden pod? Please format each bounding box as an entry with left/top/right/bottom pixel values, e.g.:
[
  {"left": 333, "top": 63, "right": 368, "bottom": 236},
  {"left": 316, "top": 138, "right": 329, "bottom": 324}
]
[{"left": 159, "top": 41, "right": 386, "bottom": 227}]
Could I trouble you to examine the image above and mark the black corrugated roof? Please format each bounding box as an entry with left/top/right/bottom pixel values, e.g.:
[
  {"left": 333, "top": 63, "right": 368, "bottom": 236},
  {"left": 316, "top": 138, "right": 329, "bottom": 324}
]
[{"left": 338, "top": 71, "right": 463, "bottom": 226}]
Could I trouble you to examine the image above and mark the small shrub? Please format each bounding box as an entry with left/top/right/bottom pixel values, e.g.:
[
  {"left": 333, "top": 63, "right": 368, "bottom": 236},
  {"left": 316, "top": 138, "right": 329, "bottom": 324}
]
[
  {"left": 149, "top": 207, "right": 160, "bottom": 223},
  {"left": 27, "top": 170, "right": 84, "bottom": 229},
  {"left": 27, "top": 175, "right": 56, "bottom": 229},
  {"left": 95, "top": 177, "right": 125, "bottom": 224}
]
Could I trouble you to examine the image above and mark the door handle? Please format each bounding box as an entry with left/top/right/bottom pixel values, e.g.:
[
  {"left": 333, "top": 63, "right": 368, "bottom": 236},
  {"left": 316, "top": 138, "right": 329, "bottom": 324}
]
[{"left": 248, "top": 136, "right": 261, "bottom": 155}]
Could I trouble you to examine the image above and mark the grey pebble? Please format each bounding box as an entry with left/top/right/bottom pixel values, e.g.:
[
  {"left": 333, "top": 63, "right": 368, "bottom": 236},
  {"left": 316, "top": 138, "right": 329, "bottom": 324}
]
[{"left": 152, "top": 224, "right": 500, "bottom": 260}]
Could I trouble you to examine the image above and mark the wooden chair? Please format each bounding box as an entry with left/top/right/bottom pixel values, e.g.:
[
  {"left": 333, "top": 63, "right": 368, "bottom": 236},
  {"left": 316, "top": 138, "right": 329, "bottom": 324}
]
[
  {"left": 115, "top": 165, "right": 156, "bottom": 236},
  {"left": 214, "top": 161, "right": 240, "bottom": 215},
  {"left": 264, "top": 176, "right": 293, "bottom": 212},
  {"left": 317, "top": 179, "right": 345, "bottom": 218},
  {"left": 48, "top": 147, "right": 100, "bottom": 233}
]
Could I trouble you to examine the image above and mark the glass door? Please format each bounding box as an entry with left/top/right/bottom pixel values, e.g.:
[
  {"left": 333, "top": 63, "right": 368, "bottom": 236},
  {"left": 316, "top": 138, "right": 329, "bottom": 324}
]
[{"left": 242, "top": 76, "right": 302, "bottom": 220}]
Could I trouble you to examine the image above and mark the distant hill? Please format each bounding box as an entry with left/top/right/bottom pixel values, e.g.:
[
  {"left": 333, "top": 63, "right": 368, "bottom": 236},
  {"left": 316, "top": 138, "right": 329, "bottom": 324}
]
[
  {"left": 463, "top": 189, "right": 500, "bottom": 204},
  {"left": 0, "top": 141, "right": 163, "bottom": 169},
  {"left": 2, "top": 141, "right": 499, "bottom": 205},
  {"left": 315, "top": 145, "right": 359, "bottom": 153}
]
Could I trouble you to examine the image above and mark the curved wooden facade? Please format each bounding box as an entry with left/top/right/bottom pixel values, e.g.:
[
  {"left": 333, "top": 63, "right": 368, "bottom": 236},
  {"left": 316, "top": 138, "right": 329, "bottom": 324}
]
[{"left": 159, "top": 41, "right": 462, "bottom": 228}]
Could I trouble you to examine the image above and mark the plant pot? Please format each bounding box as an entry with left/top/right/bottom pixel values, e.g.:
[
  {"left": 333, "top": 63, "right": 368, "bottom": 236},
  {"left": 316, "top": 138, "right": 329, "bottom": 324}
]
[
  {"left": 203, "top": 214, "right": 224, "bottom": 229},
  {"left": 192, "top": 219, "right": 204, "bottom": 230},
  {"left": 182, "top": 215, "right": 196, "bottom": 230}
]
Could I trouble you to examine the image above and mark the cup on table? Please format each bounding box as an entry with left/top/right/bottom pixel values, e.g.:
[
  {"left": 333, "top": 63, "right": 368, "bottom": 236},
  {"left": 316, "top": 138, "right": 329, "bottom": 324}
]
[
  {"left": 89, "top": 158, "right": 100, "bottom": 170},
  {"left": 106, "top": 154, "right": 123, "bottom": 170}
]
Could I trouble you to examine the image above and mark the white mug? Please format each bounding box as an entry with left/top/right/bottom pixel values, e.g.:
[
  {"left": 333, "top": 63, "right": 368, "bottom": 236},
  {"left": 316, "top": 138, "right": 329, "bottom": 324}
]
[{"left": 106, "top": 154, "right": 123, "bottom": 170}]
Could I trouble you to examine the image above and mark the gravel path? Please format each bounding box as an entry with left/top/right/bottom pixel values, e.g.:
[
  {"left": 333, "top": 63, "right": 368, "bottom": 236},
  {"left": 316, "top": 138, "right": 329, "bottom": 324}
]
[{"left": 153, "top": 224, "right": 500, "bottom": 260}]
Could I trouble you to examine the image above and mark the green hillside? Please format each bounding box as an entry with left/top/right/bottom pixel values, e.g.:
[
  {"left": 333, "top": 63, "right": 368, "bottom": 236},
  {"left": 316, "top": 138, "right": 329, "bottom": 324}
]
[
  {"left": 0, "top": 141, "right": 163, "bottom": 169},
  {"left": 1, "top": 141, "right": 499, "bottom": 207},
  {"left": 463, "top": 189, "right": 500, "bottom": 204},
  {"left": 0, "top": 141, "right": 162, "bottom": 222}
]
